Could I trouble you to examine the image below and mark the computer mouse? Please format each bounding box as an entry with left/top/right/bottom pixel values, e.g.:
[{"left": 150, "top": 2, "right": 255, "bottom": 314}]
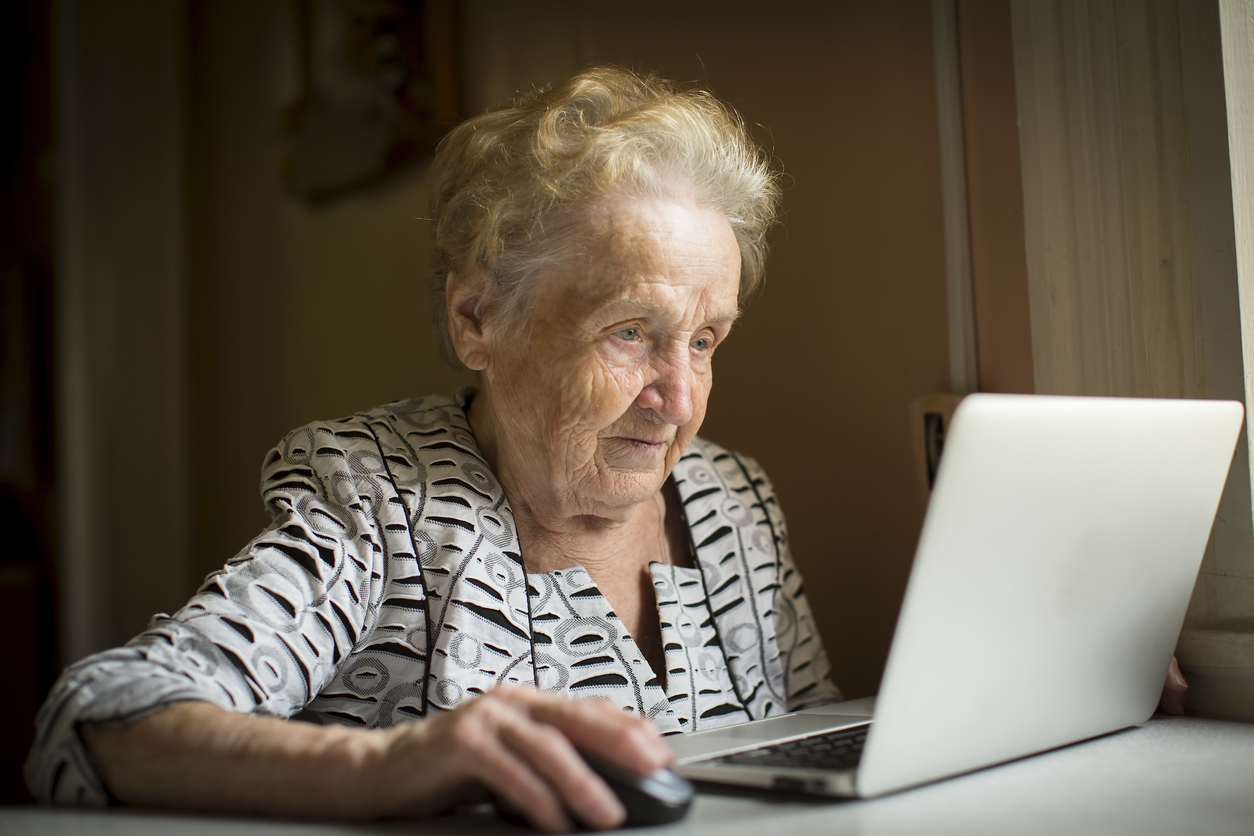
[
  {"left": 494, "top": 754, "right": 694, "bottom": 829},
  {"left": 585, "top": 755, "right": 694, "bottom": 828}
]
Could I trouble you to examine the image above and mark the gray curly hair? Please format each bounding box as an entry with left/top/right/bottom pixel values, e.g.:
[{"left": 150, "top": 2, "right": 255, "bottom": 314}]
[{"left": 429, "top": 66, "right": 781, "bottom": 364}]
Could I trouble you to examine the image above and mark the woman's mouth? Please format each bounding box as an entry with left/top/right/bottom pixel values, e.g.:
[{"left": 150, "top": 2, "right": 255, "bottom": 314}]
[
  {"left": 623, "top": 437, "right": 666, "bottom": 451},
  {"left": 601, "top": 434, "right": 672, "bottom": 466}
]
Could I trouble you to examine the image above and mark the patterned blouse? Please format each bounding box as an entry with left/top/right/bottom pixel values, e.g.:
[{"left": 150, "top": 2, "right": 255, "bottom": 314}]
[{"left": 26, "top": 391, "right": 838, "bottom": 804}]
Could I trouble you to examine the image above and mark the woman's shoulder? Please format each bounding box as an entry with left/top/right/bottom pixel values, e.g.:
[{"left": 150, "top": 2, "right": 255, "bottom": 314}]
[
  {"left": 256, "top": 391, "right": 499, "bottom": 532},
  {"left": 263, "top": 391, "right": 482, "bottom": 469},
  {"left": 277, "top": 392, "right": 471, "bottom": 441}
]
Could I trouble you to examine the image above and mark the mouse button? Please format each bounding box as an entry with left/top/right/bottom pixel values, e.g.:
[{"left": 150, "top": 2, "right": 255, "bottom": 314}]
[{"left": 639, "top": 768, "right": 694, "bottom": 806}]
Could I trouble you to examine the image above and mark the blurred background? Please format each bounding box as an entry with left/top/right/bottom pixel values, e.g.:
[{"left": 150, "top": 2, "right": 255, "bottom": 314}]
[{"left": 1, "top": 0, "right": 1042, "bottom": 801}]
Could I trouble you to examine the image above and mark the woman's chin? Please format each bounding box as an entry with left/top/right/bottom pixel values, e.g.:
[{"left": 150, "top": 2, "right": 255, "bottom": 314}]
[{"left": 571, "top": 471, "right": 667, "bottom": 518}]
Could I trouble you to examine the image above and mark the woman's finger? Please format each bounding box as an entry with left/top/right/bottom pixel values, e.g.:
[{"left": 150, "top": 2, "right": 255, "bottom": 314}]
[
  {"left": 498, "top": 687, "right": 672, "bottom": 776},
  {"left": 437, "top": 698, "right": 575, "bottom": 834},
  {"left": 498, "top": 706, "right": 625, "bottom": 830},
  {"left": 407, "top": 687, "right": 666, "bottom": 831}
]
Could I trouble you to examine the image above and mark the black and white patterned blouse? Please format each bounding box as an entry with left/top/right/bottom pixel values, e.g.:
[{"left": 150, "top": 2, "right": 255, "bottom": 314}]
[{"left": 26, "top": 391, "right": 838, "bottom": 804}]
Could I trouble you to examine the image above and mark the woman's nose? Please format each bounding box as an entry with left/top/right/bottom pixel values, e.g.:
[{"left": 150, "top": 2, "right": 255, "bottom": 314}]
[{"left": 637, "top": 345, "right": 694, "bottom": 425}]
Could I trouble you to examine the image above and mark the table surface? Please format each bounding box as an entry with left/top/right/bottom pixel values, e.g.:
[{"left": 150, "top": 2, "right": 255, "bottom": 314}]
[{"left": 3, "top": 716, "right": 1252, "bottom": 836}]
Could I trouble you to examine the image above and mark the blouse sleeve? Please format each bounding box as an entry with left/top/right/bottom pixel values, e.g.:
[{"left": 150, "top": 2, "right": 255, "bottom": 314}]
[
  {"left": 739, "top": 455, "right": 843, "bottom": 711},
  {"left": 25, "top": 419, "right": 391, "bottom": 805}
]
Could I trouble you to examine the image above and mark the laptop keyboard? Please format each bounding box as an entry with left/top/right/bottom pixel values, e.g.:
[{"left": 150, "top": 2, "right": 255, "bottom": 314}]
[{"left": 712, "top": 724, "right": 869, "bottom": 771}]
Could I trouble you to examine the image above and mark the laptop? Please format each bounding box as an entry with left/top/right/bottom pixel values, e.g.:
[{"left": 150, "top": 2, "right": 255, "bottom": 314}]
[{"left": 670, "top": 394, "right": 1244, "bottom": 798}]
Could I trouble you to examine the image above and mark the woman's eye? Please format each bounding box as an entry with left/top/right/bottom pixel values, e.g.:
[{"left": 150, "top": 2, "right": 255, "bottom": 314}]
[{"left": 615, "top": 327, "right": 641, "bottom": 341}]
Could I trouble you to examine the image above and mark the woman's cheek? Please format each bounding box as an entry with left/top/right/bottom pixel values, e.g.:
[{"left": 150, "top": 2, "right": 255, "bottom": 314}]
[
  {"left": 694, "top": 366, "right": 715, "bottom": 402},
  {"left": 590, "top": 356, "right": 646, "bottom": 404},
  {"left": 616, "top": 367, "right": 651, "bottom": 409}
]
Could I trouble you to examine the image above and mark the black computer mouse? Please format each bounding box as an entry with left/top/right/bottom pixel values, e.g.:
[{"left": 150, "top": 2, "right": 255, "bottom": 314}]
[{"left": 494, "top": 755, "right": 694, "bottom": 829}]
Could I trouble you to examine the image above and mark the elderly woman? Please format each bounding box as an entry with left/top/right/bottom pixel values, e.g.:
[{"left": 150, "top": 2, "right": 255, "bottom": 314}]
[{"left": 26, "top": 67, "right": 838, "bottom": 830}]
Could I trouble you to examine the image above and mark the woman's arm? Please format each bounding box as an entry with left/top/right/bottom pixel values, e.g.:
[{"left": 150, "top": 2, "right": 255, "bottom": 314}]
[{"left": 82, "top": 687, "right": 671, "bottom": 833}]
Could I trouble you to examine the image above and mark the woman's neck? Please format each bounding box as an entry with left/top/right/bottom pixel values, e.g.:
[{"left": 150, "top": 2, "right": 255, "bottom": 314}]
[
  {"left": 466, "top": 386, "right": 654, "bottom": 559},
  {"left": 513, "top": 490, "right": 667, "bottom": 576},
  {"left": 466, "top": 389, "right": 690, "bottom": 685},
  {"left": 465, "top": 387, "right": 692, "bottom": 577}
]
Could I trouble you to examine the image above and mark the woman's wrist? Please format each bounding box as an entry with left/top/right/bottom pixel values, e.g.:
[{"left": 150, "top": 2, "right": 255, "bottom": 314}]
[
  {"left": 81, "top": 701, "right": 401, "bottom": 819},
  {"left": 355, "top": 713, "right": 484, "bottom": 819}
]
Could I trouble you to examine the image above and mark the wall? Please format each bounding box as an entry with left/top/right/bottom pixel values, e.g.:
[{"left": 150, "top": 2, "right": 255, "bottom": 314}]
[
  {"left": 59, "top": 0, "right": 973, "bottom": 701},
  {"left": 55, "top": 0, "right": 195, "bottom": 662},
  {"left": 184, "top": 0, "right": 473, "bottom": 601}
]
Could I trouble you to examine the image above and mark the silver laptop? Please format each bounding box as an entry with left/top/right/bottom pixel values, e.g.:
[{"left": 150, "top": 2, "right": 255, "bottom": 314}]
[{"left": 671, "top": 394, "right": 1244, "bottom": 798}]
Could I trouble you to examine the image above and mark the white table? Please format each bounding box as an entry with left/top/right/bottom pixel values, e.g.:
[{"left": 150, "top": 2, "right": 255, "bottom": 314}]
[{"left": 3, "top": 716, "right": 1252, "bottom": 836}]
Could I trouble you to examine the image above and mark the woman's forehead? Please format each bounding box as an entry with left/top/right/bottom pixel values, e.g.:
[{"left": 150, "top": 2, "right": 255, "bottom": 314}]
[
  {"left": 545, "top": 197, "right": 741, "bottom": 313},
  {"left": 596, "top": 195, "right": 734, "bottom": 250}
]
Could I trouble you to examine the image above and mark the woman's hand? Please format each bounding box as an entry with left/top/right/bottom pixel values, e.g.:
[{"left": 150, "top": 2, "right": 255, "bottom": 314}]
[
  {"left": 82, "top": 687, "right": 671, "bottom": 833},
  {"left": 1158, "top": 655, "right": 1188, "bottom": 715},
  {"left": 371, "top": 686, "right": 671, "bottom": 831}
]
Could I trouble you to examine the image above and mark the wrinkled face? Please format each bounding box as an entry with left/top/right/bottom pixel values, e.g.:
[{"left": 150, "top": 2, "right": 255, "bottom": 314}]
[{"left": 477, "top": 196, "right": 741, "bottom": 522}]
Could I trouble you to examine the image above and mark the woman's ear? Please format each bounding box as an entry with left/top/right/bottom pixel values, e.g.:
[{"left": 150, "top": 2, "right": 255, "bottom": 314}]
[{"left": 446, "top": 267, "right": 493, "bottom": 371}]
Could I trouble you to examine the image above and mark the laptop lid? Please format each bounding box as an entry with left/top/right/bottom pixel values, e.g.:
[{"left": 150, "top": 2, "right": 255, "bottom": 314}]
[
  {"left": 672, "top": 394, "right": 1243, "bottom": 798},
  {"left": 856, "top": 394, "right": 1243, "bottom": 796}
]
